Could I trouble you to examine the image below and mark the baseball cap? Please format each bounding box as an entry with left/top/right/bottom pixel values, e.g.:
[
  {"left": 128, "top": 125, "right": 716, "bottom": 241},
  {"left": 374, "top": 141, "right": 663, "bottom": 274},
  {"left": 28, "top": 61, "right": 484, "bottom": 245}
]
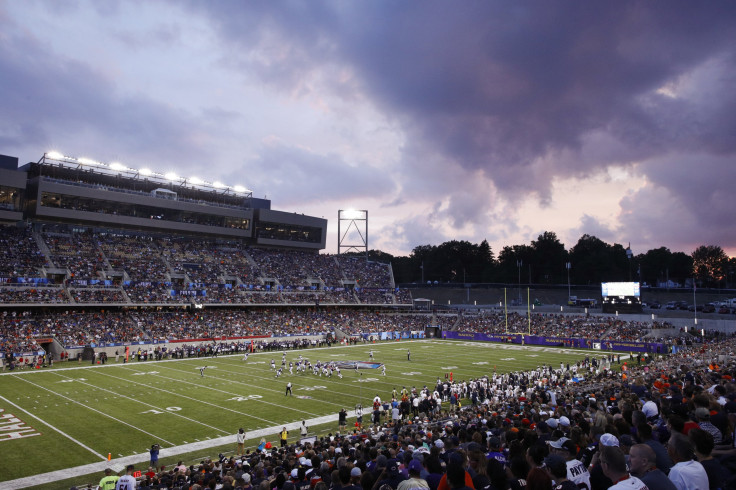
[
  {"left": 695, "top": 407, "right": 710, "bottom": 418},
  {"left": 543, "top": 454, "right": 567, "bottom": 474},
  {"left": 466, "top": 442, "right": 483, "bottom": 453},
  {"left": 548, "top": 437, "right": 571, "bottom": 449},
  {"left": 561, "top": 440, "right": 577, "bottom": 454},
  {"left": 448, "top": 452, "right": 464, "bottom": 467},
  {"left": 387, "top": 459, "right": 399, "bottom": 475},
  {"left": 434, "top": 439, "right": 445, "bottom": 449},
  {"left": 546, "top": 418, "right": 558, "bottom": 429},
  {"left": 408, "top": 460, "right": 423, "bottom": 473},
  {"left": 351, "top": 467, "right": 362, "bottom": 477},
  {"left": 600, "top": 434, "right": 619, "bottom": 447},
  {"left": 558, "top": 416, "right": 570, "bottom": 427}
]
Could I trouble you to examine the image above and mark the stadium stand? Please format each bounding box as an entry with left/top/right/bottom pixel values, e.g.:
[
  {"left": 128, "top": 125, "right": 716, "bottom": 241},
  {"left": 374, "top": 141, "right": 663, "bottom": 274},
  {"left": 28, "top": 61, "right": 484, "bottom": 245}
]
[
  {"left": 49, "top": 333, "right": 736, "bottom": 490},
  {"left": 4, "top": 152, "right": 736, "bottom": 488}
]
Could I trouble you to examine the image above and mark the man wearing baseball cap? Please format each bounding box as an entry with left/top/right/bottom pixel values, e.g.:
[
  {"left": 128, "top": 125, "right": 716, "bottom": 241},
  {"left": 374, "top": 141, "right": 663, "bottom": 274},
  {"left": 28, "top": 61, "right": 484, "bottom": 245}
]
[
  {"left": 397, "top": 459, "right": 429, "bottom": 490},
  {"left": 549, "top": 437, "right": 590, "bottom": 490}
]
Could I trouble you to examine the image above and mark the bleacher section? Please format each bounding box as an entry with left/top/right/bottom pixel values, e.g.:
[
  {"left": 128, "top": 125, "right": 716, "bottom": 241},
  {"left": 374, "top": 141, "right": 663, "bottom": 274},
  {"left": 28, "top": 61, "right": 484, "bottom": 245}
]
[{"left": 0, "top": 225, "right": 410, "bottom": 307}]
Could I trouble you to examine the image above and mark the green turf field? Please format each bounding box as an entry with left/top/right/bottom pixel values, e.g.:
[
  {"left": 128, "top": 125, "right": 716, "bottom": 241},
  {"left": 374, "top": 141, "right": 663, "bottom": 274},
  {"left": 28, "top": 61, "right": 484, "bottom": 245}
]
[{"left": 0, "top": 339, "right": 605, "bottom": 486}]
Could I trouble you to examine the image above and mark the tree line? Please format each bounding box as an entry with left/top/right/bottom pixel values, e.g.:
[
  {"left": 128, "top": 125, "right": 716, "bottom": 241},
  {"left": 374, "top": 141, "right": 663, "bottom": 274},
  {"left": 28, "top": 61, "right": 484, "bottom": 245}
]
[{"left": 352, "top": 232, "right": 736, "bottom": 288}]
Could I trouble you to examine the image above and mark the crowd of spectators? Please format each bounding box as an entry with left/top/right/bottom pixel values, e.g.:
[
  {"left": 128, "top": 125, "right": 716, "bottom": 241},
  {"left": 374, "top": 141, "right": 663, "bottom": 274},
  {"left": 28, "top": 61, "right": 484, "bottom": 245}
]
[
  {"left": 0, "top": 310, "right": 142, "bottom": 354},
  {"left": 73, "top": 334, "right": 736, "bottom": 490},
  {"left": 355, "top": 289, "right": 395, "bottom": 305},
  {"left": 0, "top": 308, "right": 438, "bottom": 354},
  {"left": 0, "top": 286, "right": 69, "bottom": 303},
  {"left": 0, "top": 226, "right": 48, "bottom": 278},
  {"left": 163, "top": 238, "right": 224, "bottom": 284},
  {"left": 454, "top": 312, "right": 678, "bottom": 343},
  {"left": 99, "top": 234, "right": 170, "bottom": 282},
  {"left": 0, "top": 293, "right": 710, "bottom": 359},
  {"left": 0, "top": 304, "right": 698, "bottom": 357},
  {"left": 43, "top": 231, "right": 106, "bottom": 280},
  {"left": 0, "top": 226, "right": 408, "bottom": 305},
  {"left": 70, "top": 287, "right": 128, "bottom": 303},
  {"left": 337, "top": 256, "right": 393, "bottom": 287}
]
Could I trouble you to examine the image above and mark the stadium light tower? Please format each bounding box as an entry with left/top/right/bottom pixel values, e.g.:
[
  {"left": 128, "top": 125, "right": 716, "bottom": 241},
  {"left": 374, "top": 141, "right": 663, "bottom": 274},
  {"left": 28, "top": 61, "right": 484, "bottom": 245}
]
[
  {"left": 338, "top": 209, "right": 368, "bottom": 259},
  {"left": 517, "top": 260, "right": 522, "bottom": 305}
]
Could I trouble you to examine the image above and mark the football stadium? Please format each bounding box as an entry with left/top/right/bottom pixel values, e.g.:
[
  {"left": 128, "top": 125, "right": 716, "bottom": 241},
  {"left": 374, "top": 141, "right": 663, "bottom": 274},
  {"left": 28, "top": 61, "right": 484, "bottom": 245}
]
[{"left": 1, "top": 153, "right": 734, "bottom": 489}]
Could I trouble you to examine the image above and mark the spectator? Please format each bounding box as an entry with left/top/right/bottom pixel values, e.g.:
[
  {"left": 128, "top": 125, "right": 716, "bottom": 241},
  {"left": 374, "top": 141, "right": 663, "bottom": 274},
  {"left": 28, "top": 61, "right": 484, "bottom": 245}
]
[
  {"left": 598, "top": 446, "right": 647, "bottom": 490},
  {"left": 667, "top": 433, "right": 709, "bottom": 490},
  {"left": 628, "top": 444, "right": 676, "bottom": 490}
]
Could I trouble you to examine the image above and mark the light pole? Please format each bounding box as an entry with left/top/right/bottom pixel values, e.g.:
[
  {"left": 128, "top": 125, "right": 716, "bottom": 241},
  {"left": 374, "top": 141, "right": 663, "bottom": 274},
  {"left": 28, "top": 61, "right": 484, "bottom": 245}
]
[
  {"left": 337, "top": 209, "right": 368, "bottom": 259},
  {"left": 693, "top": 277, "right": 697, "bottom": 326},
  {"left": 625, "top": 243, "right": 633, "bottom": 281},
  {"left": 517, "top": 260, "right": 522, "bottom": 305},
  {"left": 566, "top": 262, "right": 571, "bottom": 301}
]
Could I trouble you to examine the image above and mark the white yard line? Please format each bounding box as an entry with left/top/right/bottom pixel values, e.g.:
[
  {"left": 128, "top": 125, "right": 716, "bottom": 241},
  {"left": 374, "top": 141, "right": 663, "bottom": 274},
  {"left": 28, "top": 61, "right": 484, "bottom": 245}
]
[
  {"left": 0, "top": 412, "right": 349, "bottom": 490},
  {"left": 0, "top": 393, "right": 106, "bottom": 460},
  {"left": 95, "top": 368, "right": 288, "bottom": 426},
  {"left": 13, "top": 376, "right": 177, "bottom": 446},
  {"left": 50, "top": 370, "right": 230, "bottom": 438}
]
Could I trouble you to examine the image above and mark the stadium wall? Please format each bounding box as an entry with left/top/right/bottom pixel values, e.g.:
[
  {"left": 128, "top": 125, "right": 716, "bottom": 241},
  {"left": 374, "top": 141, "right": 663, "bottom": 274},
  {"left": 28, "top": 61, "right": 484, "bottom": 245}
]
[
  {"left": 61, "top": 333, "right": 329, "bottom": 361},
  {"left": 442, "top": 331, "right": 666, "bottom": 353}
]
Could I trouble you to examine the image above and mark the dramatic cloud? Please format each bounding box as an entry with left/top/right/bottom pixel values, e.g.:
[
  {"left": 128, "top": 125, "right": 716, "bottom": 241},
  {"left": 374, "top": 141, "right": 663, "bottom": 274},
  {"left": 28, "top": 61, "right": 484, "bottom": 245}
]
[{"left": 1, "top": 1, "right": 735, "bottom": 256}]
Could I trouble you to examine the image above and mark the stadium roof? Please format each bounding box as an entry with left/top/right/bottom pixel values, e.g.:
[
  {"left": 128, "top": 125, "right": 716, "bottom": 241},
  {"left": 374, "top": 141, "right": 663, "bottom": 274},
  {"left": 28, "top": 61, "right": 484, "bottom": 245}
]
[{"left": 39, "top": 151, "right": 252, "bottom": 198}]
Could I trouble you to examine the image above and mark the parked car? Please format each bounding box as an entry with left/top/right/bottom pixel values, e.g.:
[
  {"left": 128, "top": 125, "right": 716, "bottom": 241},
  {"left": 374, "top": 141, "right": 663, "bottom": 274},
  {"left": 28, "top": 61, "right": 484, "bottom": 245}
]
[
  {"left": 701, "top": 304, "right": 715, "bottom": 313},
  {"left": 665, "top": 301, "right": 679, "bottom": 310},
  {"left": 649, "top": 301, "right": 661, "bottom": 309},
  {"left": 719, "top": 305, "right": 733, "bottom": 314}
]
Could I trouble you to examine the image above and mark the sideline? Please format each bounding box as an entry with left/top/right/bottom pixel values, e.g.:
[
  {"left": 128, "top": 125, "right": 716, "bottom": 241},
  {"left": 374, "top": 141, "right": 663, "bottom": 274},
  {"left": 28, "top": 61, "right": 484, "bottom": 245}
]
[{"left": 0, "top": 338, "right": 419, "bottom": 377}]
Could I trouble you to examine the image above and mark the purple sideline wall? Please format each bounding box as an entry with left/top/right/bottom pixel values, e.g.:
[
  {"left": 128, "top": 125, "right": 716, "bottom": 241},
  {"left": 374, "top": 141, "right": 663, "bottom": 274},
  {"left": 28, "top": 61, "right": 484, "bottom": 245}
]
[{"left": 442, "top": 331, "right": 666, "bottom": 354}]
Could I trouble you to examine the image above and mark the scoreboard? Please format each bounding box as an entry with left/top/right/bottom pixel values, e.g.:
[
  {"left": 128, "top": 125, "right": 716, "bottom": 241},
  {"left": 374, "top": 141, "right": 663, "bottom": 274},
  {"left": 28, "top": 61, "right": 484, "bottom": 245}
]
[{"left": 601, "top": 282, "right": 642, "bottom": 313}]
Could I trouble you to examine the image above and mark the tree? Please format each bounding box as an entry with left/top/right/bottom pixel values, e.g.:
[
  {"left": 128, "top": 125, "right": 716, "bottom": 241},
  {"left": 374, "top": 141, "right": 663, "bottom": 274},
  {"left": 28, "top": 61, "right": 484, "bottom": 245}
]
[
  {"left": 692, "top": 245, "right": 728, "bottom": 287},
  {"left": 497, "top": 244, "right": 534, "bottom": 284},
  {"left": 531, "top": 231, "right": 567, "bottom": 284},
  {"left": 477, "top": 239, "right": 497, "bottom": 282},
  {"left": 637, "top": 247, "right": 672, "bottom": 286}
]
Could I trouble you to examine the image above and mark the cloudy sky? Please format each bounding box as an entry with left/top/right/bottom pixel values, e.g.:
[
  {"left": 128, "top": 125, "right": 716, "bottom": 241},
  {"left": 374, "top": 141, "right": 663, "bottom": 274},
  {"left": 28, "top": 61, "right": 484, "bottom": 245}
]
[{"left": 1, "top": 1, "right": 735, "bottom": 257}]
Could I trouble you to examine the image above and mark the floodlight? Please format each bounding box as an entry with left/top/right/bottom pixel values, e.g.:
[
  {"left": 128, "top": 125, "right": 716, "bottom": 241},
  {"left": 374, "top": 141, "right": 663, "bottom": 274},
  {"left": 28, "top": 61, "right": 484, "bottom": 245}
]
[
  {"left": 213, "top": 181, "right": 225, "bottom": 189},
  {"left": 139, "top": 168, "right": 152, "bottom": 176},
  {"left": 164, "top": 172, "right": 179, "bottom": 181},
  {"left": 109, "top": 162, "right": 127, "bottom": 171},
  {"left": 47, "top": 151, "right": 64, "bottom": 159},
  {"left": 188, "top": 176, "right": 204, "bottom": 185},
  {"left": 78, "top": 157, "right": 99, "bottom": 166},
  {"left": 341, "top": 209, "right": 365, "bottom": 220},
  {"left": 233, "top": 185, "right": 246, "bottom": 193}
]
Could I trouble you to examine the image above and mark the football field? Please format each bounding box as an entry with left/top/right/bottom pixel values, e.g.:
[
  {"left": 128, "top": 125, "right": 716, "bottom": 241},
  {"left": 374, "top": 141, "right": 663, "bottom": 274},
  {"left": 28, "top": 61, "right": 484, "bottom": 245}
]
[{"left": 0, "top": 339, "right": 604, "bottom": 488}]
